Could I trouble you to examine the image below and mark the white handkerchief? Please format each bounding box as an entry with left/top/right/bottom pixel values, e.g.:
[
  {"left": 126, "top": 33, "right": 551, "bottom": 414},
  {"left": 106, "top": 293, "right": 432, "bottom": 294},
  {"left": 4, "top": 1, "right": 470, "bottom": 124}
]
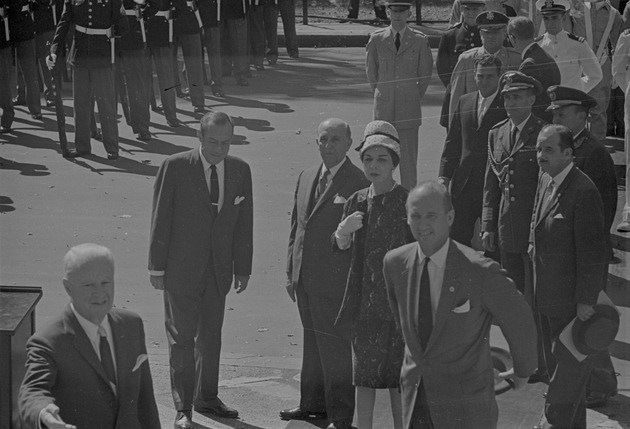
[
  {"left": 333, "top": 194, "right": 347, "bottom": 204},
  {"left": 132, "top": 354, "right": 148, "bottom": 372},
  {"left": 234, "top": 196, "right": 245, "bottom": 205},
  {"left": 452, "top": 299, "right": 470, "bottom": 313},
  {"left": 553, "top": 213, "right": 565, "bottom": 219}
]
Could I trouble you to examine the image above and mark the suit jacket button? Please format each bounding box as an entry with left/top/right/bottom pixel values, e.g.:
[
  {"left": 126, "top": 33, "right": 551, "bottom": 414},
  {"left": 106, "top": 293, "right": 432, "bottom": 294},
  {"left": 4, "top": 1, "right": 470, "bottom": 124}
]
[{"left": 510, "top": 197, "right": 515, "bottom": 202}]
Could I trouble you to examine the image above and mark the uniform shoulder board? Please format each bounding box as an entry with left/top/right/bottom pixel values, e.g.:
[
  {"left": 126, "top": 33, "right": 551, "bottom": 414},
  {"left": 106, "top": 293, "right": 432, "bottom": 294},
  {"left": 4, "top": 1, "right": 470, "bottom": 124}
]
[
  {"left": 534, "top": 35, "right": 543, "bottom": 42},
  {"left": 448, "top": 22, "right": 463, "bottom": 30},
  {"left": 409, "top": 27, "right": 427, "bottom": 37},
  {"left": 491, "top": 118, "right": 510, "bottom": 129},
  {"left": 624, "top": 28, "right": 630, "bottom": 36},
  {"left": 567, "top": 33, "right": 585, "bottom": 43},
  {"left": 371, "top": 28, "right": 388, "bottom": 36}
]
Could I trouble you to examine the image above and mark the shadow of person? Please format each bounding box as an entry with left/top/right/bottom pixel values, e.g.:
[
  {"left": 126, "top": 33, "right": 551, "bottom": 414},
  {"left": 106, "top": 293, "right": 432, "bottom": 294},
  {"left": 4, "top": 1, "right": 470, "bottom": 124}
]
[
  {"left": 232, "top": 116, "right": 274, "bottom": 132},
  {"left": 0, "top": 157, "right": 50, "bottom": 176},
  {"left": 0, "top": 196, "right": 15, "bottom": 213},
  {"left": 118, "top": 136, "right": 192, "bottom": 157}
]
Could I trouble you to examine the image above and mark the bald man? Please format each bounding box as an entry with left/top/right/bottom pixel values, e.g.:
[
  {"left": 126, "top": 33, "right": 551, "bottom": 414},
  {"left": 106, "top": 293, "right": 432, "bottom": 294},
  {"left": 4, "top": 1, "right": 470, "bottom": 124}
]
[{"left": 19, "top": 243, "right": 160, "bottom": 429}]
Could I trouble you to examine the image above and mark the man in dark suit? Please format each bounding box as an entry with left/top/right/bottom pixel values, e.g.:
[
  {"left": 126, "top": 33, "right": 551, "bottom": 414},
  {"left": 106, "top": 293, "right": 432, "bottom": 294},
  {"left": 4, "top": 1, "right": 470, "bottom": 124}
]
[
  {"left": 507, "top": 16, "right": 561, "bottom": 122},
  {"left": 281, "top": 118, "right": 369, "bottom": 429},
  {"left": 545, "top": 85, "right": 618, "bottom": 408},
  {"left": 439, "top": 54, "right": 506, "bottom": 248},
  {"left": 383, "top": 181, "right": 537, "bottom": 429},
  {"left": 482, "top": 71, "right": 545, "bottom": 295},
  {"left": 436, "top": 0, "right": 484, "bottom": 128},
  {"left": 19, "top": 243, "right": 160, "bottom": 429},
  {"left": 149, "top": 111, "right": 253, "bottom": 428},
  {"left": 530, "top": 124, "right": 609, "bottom": 429}
]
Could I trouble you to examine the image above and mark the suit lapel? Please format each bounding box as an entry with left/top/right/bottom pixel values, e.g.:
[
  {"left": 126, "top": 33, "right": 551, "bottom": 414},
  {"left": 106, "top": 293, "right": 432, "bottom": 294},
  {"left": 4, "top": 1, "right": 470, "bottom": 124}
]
[
  {"left": 404, "top": 246, "right": 425, "bottom": 358},
  {"left": 536, "top": 167, "right": 576, "bottom": 226},
  {"left": 384, "top": 27, "right": 397, "bottom": 53},
  {"left": 110, "top": 312, "right": 127, "bottom": 399},
  {"left": 310, "top": 159, "right": 351, "bottom": 217},
  {"left": 217, "top": 157, "right": 239, "bottom": 222},
  {"left": 480, "top": 94, "right": 504, "bottom": 129},
  {"left": 190, "top": 150, "right": 214, "bottom": 214},
  {"left": 426, "top": 241, "right": 460, "bottom": 351}
]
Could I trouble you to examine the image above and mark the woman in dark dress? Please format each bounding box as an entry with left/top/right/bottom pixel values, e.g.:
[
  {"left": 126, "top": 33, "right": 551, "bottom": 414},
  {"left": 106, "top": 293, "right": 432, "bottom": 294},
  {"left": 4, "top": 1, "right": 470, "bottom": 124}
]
[{"left": 334, "top": 120, "right": 413, "bottom": 429}]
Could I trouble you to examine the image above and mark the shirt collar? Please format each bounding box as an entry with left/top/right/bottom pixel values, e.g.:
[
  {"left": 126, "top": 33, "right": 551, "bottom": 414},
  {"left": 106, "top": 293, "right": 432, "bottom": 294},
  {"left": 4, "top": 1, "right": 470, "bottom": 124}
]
[
  {"left": 70, "top": 302, "right": 111, "bottom": 340},
  {"left": 512, "top": 114, "right": 532, "bottom": 131},
  {"left": 321, "top": 157, "right": 346, "bottom": 179},
  {"left": 479, "top": 89, "right": 498, "bottom": 103},
  {"left": 199, "top": 147, "right": 225, "bottom": 173},
  {"left": 392, "top": 26, "right": 407, "bottom": 38},
  {"left": 417, "top": 238, "right": 450, "bottom": 267},
  {"left": 549, "top": 161, "right": 574, "bottom": 186}
]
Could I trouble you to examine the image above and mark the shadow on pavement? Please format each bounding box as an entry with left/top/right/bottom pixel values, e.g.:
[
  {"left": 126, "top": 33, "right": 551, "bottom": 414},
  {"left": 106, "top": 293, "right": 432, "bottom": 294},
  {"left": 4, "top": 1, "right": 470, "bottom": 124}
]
[
  {"left": 0, "top": 196, "right": 15, "bottom": 213},
  {"left": 0, "top": 157, "right": 50, "bottom": 176},
  {"left": 197, "top": 414, "right": 267, "bottom": 429}
]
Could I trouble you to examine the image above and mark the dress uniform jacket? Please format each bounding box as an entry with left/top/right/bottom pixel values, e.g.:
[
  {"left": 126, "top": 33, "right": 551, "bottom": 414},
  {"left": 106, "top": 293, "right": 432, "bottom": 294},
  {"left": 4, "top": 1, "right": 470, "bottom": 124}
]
[
  {"left": 482, "top": 115, "right": 545, "bottom": 253},
  {"left": 221, "top": 0, "right": 247, "bottom": 20},
  {"left": 145, "top": 0, "right": 172, "bottom": 47},
  {"left": 519, "top": 43, "right": 561, "bottom": 121},
  {"left": 537, "top": 30, "right": 603, "bottom": 93},
  {"left": 119, "top": 0, "right": 156, "bottom": 51},
  {"left": 51, "top": 0, "right": 128, "bottom": 68},
  {"left": 573, "top": 128, "right": 618, "bottom": 230},
  {"left": 437, "top": 22, "right": 481, "bottom": 127},
  {"left": 366, "top": 26, "right": 434, "bottom": 131},
  {"left": 173, "top": 0, "right": 201, "bottom": 35},
  {"left": 7, "top": 0, "right": 34, "bottom": 43},
  {"left": 449, "top": 46, "right": 521, "bottom": 122},
  {"left": 32, "top": 0, "right": 56, "bottom": 54},
  {"left": 198, "top": 0, "right": 219, "bottom": 27}
]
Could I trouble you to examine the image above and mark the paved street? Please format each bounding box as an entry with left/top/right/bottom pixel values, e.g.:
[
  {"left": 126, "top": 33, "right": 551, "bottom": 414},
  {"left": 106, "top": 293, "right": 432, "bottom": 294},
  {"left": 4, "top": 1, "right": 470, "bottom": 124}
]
[{"left": 1, "top": 46, "right": 628, "bottom": 429}]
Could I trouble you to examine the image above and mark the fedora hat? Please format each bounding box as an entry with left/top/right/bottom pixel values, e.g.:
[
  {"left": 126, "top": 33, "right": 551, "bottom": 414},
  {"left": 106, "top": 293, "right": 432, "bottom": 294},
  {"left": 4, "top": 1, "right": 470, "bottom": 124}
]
[{"left": 572, "top": 304, "right": 620, "bottom": 356}]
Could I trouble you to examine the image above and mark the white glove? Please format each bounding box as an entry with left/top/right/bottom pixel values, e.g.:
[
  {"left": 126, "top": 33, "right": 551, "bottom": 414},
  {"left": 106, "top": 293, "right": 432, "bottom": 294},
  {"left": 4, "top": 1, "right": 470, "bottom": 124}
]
[
  {"left": 46, "top": 53, "right": 57, "bottom": 70},
  {"left": 337, "top": 211, "right": 364, "bottom": 237}
]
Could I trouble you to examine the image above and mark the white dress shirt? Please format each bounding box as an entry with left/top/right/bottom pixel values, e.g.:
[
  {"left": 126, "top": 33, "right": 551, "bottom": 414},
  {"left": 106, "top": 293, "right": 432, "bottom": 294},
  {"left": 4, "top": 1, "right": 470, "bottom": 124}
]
[
  {"left": 477, "top": 89, "right": 498, "bottom": 124},
  {"left": 199, "top": 147, "right": 225, "bottom": 212},
  {"left": 70, "top": 303, "right": 117, "bottom": 373},
  {"left": 417, "top": 239, "right": 450, "bottom": 322}
]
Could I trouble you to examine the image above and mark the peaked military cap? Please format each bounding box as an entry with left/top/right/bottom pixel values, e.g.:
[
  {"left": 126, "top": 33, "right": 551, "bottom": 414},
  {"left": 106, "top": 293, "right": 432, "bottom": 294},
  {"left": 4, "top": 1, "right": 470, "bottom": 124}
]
[
  {"left": 460, "top": 0, "right": 486, "bottom": 6},
  {"left": 536, "top": 0, "right": 570, "bottom": 14},
  {"left": 546, "top": 85, "right": 597, "bottom": 110},
  {"left": 387, "top": 1, "right": 412, "bottom": 8},
  {"left": 476, "top": 11, "right": 509, "bottom": 31},
  {"left": 499, "top": 71, "right": 542, "bottom": 95}
]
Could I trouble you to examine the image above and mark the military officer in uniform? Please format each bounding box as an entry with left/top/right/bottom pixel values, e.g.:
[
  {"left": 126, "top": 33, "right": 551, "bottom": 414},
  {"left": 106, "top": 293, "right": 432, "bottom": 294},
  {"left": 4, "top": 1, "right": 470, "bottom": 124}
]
[
  {"left": 249, "top": 0, "right": 278, "bottom": 71},
  {"left": 220, "top": 0, "right": 249, "bottom": 86},
  {"left": 546, "top": 85, "right": 619, "bottom": 408},
  {"left": 569, "top": 0, "right": 623, "bottom": 142},
  {"left": 0, "top": 0, "right": 14, "bottom": 133},
  {"left": 198, "top": 0, "right": 224, "bottom": 97},
  {"left": 482, "top": 71, "right": 545, "bottom": 296},
  {"left": 507, "top": 16, "right": 561, "bottom": 121},
  {"left": 173, "top": 0, "right": 205, "bottom": 113},
  {"left": 449, "top": 11, "right": 521, "bottom": 124},
  {"left": 365, "top": 0, "right": 433, "bottom": 190},
  {"left": 450, "top": 0, "right": 520, "bottom": 25},
  {"left": 145, "top": 0, "right": 181, "bottom": 127},
  {"left": 536, "top": 0, "right": 603, "bottom": 95},
  {"left": 48, "top": 0, "right": 129, "bottom": 159},
  {"left": 8, "top": 0, "right": 42, "bottom": 120},
  {"left": 119, "top": 0, "right": 156, "bottom": 141},
  {"left": 436, "top": 0, "right": 484, "bottom": 128}
]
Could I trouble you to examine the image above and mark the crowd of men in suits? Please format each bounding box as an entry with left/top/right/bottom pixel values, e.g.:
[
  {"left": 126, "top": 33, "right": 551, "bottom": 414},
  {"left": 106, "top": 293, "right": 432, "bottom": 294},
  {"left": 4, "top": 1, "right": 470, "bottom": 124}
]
[{"left": 10, "top": 0, "right": 628, "bottom": 428}]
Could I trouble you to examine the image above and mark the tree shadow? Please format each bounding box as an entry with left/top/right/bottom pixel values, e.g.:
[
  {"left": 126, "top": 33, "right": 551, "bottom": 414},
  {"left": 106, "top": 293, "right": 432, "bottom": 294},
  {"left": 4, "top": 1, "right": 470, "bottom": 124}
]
[
  {"left": 0, "top": 196, "right": 15, "bottom": 213},
  {"left": 0, "top": 157, "right": 50, "bottom": 176},
  {"left": 66, "top": 152, "right": 159, "bottom": 177},
  {"left": 119, "top": 136, "right": 192, "bottom": 157}
]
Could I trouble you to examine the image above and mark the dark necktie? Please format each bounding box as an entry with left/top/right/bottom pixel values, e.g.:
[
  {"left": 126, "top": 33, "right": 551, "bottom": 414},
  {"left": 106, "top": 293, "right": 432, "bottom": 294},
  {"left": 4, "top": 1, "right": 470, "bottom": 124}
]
[
  {"left": 98, "top": 326, "right": 117, "bottom": 388},
  {"left": 210, "top": 164, "right": 219, "bottom": 217},
  {"left": 314, "top": 170, "right": 330, "bottom": 203},
  {"left": 511, "top": 126, "right": 519, "bottom": 147},
  {"left": 419, "top": 257, "right": 433, "bottom": 350},
  {"left": 395, "top": 32, "right": 401, "bottom": 51},
  {"left": 541, "top": 179, "right": 556, "bottom": 214}
]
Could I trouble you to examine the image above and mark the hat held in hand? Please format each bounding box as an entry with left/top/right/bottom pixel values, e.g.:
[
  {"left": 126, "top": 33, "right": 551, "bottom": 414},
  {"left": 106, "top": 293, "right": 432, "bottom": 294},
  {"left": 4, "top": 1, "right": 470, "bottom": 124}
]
[{"left": 572, "top": 304, "right": 620, "bottom": 356}]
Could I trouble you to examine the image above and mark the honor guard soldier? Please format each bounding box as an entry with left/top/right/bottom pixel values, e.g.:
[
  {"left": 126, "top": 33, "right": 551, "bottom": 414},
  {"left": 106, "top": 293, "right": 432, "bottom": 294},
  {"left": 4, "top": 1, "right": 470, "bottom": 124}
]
[
  {"left": 537, "top": 0, "right": 603, "bottom": 95},
  {"left": 567, "top": 0, "right": 623, "bottom": 142},
  {"left": 145, "top": 0, "right": 181, "bottom": 127},
  {"left": 449, "top": 0, "right": 518, "bottom": 26},
  {"left": 173, "top": 0, "right": 205, "bottom": 113},
  {"left": 436, "top": 0, "right": 484, "bottom": 128},
  {"left": 365, "top": 0, "right": 433, "bottom": 190},
  {"left": 546, "top": 84, "right": 619, "bottom": 408},
  {"left": 0, "top": 0, "right": 14, "bottom": 133},
  {"left": 48, "top": 0, "right": 129, "bottom": 159},
  {"left": 278, "top": 0, "right": 298, "bottom": 58},
  {"left": 249, "top": 0, "right": 278, "bottom": 71},
  {"left": 118, "top": 0, "right": 156, "bottom": 141},
  {"left": 220, "top": 0, "right": 249, "bottom": 86},
  {"left": 482, "top": 71, "right": 545, "bottom": 296},
  {"left": 198, "top": 0, "right": 224, "bottom": 97},
  {"left": 8, "top": 0, "right": 42, "bottom": 119},
  {"left": 449, "top": 11, "right": 521, "bottom": 124}
]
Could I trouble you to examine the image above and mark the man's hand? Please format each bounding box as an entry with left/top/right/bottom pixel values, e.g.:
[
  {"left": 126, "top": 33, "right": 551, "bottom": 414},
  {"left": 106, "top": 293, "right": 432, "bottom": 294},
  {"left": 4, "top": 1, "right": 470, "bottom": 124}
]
[
  {"left": 150, "top": 275, "right": 165, "bottom": 290},
  {"left": 234, "top": 275, "right": 249, "bottom": 293},
  {"left": 337, "top": 211, "right": 364, "bottom": 237},
  {"left": 46, "top": 53, "right": 57, "bottom": 70},
  {"left": 285, "top": 278, "right": 296, "bottom": 303},
  {"left": 497, "top": 368, "right": 528, "bottom": 391},
  {"left": 437, "top": 176, "right": 450, "bottom": 189},
  {"left": 40, "top": 404, "right": 77, "bottom": 429},
  {"left": 481, "top": 231, "right": 496, "bottom": 252},
  {"left": 577, "top": 303, "right": 595, "bottom": 321}
]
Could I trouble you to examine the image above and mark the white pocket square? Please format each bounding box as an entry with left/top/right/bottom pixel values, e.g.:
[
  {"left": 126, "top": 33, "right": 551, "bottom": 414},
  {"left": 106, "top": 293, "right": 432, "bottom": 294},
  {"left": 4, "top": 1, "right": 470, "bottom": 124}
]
[
  {"left": 452, "top": 299, "right": 470, "bottom": 313},
  {"left": 333, "top": 195, "right": 347, "bottom": 204},
  {"left": 234, "top": 196, "right": 245, "bottom": 205},
  {"left": 553, "top": 213, "right": 565, "bottom": 219},
  {"left": 132, "top": 354, "right": 148, "bottom": 372}
]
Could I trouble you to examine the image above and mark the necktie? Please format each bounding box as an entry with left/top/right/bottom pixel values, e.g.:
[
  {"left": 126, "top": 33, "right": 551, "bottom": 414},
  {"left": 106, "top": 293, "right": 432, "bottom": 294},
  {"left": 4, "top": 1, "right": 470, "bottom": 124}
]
[
  {"left": 541, "top": 179, "right": 556, "bottom": 214},
  {"left": 98, "top": 325, "right": 117, "bottom": 388},
  {"left": 478, "top": 97, "right": 486, "bottom": 124},
  {"left": 210, "top": 164, "right": 219, "bottom": 217},
  {"left": 395, "top": 32, "right": 401, "bottom": 51},
  {"left": 511, "top": 126, "right": 519, "bottom": 147},
  {"left": 314, "top": 170, "right": 329, "bottom": 203},
  {"left": 419, "top": 257, "right": 433, "bottom": 350}
]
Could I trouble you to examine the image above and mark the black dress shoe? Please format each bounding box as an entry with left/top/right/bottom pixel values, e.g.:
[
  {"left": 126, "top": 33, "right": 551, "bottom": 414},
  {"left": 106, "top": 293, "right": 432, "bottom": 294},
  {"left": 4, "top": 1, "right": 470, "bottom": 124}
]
[
  {"left": 92, "top": 129, "right": 103, "bottom": 141},
  {"left": 167, "top": 119, "right": 181, "bottom": 128},
  {"left": 196, "top": 399, "right": 239, "bottom": 419},
  {"left": 212, "top": 87, "right": 225, "bottom": 97},
  {"left": 12, "top": 96, "right": 26, "bottom": 106},
  {"left": 0, "top": 126, "right": 12, "bottom": 134},
  {"left": 254, "top": 64, "right": 264, "bottom": 71},
  {"left": 31, "top": 113, "right": 43, "bottom": 120},
  {"left": 174, "top": 410, "right": 193, "bottom": 429},
  {"left": 46, "top": 99, "right": 56, "bottom": 108},
  {"left": 65, "top": 150, "right": 91, "bottom": 158},
  {"left": 107, "top": 152, "right": 120, "bottom": 160},
  {"left": 236, "top": 77, "right": 249, "bottom": 87},
  {"left": 137, "top": 131, "right": 152, "bottom": 141},
  {"left": 267, "top": 58, "right": 277, "bottom": 65},
  {"left": 152, "top": 104, "right": 164, "bottom": 113},
  {"left": 528, "top": 371, "right": 549, "bottom": 384},
  {"left": 194, "top": 106, "right": 205, "bottom": 114},
  {"left": 279, "top": 406, "right": 327, "bottom": 421}
]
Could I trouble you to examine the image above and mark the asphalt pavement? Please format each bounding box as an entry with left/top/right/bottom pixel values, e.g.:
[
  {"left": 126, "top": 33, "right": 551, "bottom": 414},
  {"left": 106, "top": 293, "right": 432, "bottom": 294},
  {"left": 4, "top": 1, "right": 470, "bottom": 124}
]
[{"left": 1, "top": 24, "right": 628, "bottom": 429}]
